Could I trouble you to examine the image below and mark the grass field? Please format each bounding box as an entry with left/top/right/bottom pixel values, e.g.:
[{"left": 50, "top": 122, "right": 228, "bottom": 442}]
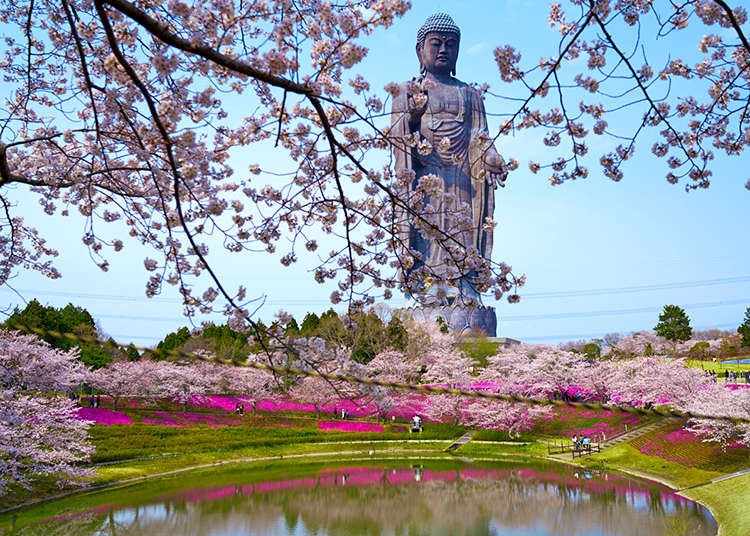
[
  {"left": 682, "top": 473, "right": 750, "bottom": 536},
  {"left": 685, "top": 358, "right": 750, "bottom": 373}
]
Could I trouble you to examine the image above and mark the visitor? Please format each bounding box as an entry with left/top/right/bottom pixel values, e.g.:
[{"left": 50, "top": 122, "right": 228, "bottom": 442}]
[
  {"left": 95, "top": 395, "right": 101, "bottom": 408},
  {"left": 239, "top": 403, "right": 244, "bottom": 416},
  {"left": 412, "top": 415, "right": 422, "bottom": 432},
  {"left": 572, "top": 435, "right": 578, "bottom": 449}
]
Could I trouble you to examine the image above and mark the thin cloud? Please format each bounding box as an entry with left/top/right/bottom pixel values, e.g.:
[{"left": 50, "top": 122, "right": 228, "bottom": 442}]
[{"left": 466, "top": 42, "right": 487, "bottom": 56}]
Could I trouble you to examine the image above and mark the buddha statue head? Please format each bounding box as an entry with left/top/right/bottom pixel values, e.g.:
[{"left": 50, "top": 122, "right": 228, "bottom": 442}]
[{"left": 416, "top": 13, "right": 461, "bottom": 77}]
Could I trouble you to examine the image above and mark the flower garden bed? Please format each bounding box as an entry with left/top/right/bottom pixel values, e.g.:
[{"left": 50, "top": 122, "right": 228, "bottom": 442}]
[
  {"left": 533, "top": 406, "right": 646, "bottom": 440},
  {"left": 629, "top": 422, "right": 749, "bottom": 473},
  {"left": 76, "top": 407, "right": 133, "bottom": 425}
]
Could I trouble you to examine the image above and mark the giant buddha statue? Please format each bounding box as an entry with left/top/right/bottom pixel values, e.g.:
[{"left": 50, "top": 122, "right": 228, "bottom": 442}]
[{"left": 390, "top": 13, "right": 507, "bottom": 335}]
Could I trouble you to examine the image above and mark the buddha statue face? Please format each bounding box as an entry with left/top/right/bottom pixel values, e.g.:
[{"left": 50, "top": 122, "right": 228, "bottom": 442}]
[{"left": 417, "top": 31, "right": 459, "bottom": 76}]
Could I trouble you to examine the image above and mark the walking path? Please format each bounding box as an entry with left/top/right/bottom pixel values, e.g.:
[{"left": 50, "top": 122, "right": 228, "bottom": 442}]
[{"left": 680, "top": 467, "right": 750, "bottom": 491}]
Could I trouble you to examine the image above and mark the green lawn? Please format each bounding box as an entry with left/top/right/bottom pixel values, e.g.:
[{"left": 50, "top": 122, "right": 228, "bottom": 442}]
[
  {"left": 682, "top": 473, "right": 750, "bottom": 536},
  {"left": 87, "top": 418, "right": 464, "bottom": 462},
  {"left": 685, "top": 359, "right": 750, "bottom": 373}
]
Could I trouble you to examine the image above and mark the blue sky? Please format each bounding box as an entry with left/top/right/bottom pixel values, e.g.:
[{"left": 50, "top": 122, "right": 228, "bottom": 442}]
[{"left": 2, "top": 1, "right": 748, "bottom": 345}]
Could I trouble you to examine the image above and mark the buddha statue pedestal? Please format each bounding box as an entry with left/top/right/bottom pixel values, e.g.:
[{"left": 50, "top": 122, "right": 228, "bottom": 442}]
[{"left": 403, "top": 305, "right": 497, "bottom": 337}]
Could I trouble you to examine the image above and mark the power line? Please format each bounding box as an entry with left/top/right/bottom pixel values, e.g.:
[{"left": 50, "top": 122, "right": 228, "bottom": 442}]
[
  {"left": 2, "top": 274, "right": 749, "bottom": 304},
  {"left": 5, "top": 295, "right": 746, "bottom": 328},
  {"left": 502, "top": 298, "right": 750, "bottom": 322},
  {"left": 516, "top": 275, "right": 750, "bottom": 300}
]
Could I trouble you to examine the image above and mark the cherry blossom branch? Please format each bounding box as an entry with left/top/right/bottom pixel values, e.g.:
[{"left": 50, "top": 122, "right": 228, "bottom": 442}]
[
  {"left": 713, "top": 0, "right": 750, "bottom": 53},
  {"left": 590, "top": 6, "right": 705, "bottom": 188}
]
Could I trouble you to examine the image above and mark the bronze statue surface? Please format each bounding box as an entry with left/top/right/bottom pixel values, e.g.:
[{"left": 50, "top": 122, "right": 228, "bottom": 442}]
[{"left": 390, "top": 12, "right": 507, "bottom": 313}]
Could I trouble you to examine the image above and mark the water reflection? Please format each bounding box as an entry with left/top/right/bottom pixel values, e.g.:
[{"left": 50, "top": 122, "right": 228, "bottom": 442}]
[{"left": 12, "top": 462, "right": 716, "bottom": 535}]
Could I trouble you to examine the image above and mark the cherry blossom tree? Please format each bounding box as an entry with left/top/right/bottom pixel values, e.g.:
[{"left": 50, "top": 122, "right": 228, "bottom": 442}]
[
  {"left": 418, "top": 340, "right": 553, "bottom": 431},
  {"left": 419, "top": 353, "right": 474, "bottom": 426},
  {"left": 684, "top": 384, "right": 750, "bottom": 447},
  {"left": 88, "top": 358, "right": 165, "bottom": 408},
  {"left": 0, "top": 0, "right": 525, "bottom": 341},
  {"left": 288, "top": 337, "right": 362, "bottom": 418},
  {"left": 603, "top": 331, "right": 672, "bottom": 358},
  {"left": 496, "top": 1, "right": 750, "bottom": 190},
  {"left": 463, "top": 398, "right": 550, "bottom": 437},
  {"left": 483, "top": 343, "right": 586, "bottom": 400},
  {"left": 363, "top": 349, "right": 421, "bottom": 422},
  {"left": 0, "top": 330, "right": 92, "bottom": 493},
  {"left": 150, "top": 359, "right": 218, "bottom": 412},
  {"left": 0, "top": 330, "right": 88, "bottom": 392},
  {"left": 222, "top": 357, "right": 275, "bottom": 409},
  {"left": 601, "top": 355, "right": 711, "bottom": 407}
]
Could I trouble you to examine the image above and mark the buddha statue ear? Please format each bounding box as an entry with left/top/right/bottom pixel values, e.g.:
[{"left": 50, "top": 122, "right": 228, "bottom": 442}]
[{"left": 416, "top": 43, "right": 425, "bottom": 75}]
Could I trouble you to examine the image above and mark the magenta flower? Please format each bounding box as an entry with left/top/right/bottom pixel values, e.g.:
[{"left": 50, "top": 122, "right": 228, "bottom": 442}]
[{"left": 76, "top": 407, "right": 133, "bottom": 425}]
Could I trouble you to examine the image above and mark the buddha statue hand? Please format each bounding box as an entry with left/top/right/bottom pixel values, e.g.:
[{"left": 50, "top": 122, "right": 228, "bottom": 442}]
[
  {"left": 407, "top": 78, "right": 428, "bottom": 127},
  {"left": 483, "top": 150, "right": 508, "bottom": 188}
]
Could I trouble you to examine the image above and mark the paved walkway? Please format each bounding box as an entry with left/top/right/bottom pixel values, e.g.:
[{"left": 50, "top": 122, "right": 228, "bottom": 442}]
[{"left": 681, "top": 467, "right": 750, "bottom": 491}]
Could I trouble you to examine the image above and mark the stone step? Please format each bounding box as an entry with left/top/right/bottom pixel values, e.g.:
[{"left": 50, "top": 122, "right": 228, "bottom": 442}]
[
  {"left": 445, "top": 431, "right": 474, "bottom": 452},
  {"left": 549, "top": 418, "right": 680, "bottom": 461}
]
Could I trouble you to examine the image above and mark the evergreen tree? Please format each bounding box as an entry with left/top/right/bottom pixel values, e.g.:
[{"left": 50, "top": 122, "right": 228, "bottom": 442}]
[
  {"left": 125, "top": 346, "right": 141, "bottom": 361},
  {"left": 386, "top": 316, "right": 408, "bottom": 351},
  {"left": 3, "top": 300, "right": 111, "bottom": 368},
  {"left": 738, "top": 307, "right": 750, "bottom": 349},
  {"left": 156, "top": 326, "right": 192, "bottom": 356},
  {"left": 5, "top": 300, "right": 95, "bottom": 351},
  {"left": 300, "top": 313, "right": 321, "bottom": 335},
  {"left": 654, "top": 305, "right": 692, "bottom": 342},
  {"left": 284, "top": 318, "right": 300, "bottom": 337},
  {"left": 582, "top": 342, "right": 601, "bottom": 360}
]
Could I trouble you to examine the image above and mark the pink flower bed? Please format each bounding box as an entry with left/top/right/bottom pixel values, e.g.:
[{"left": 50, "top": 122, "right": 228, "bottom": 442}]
[
  {"left": 536, "top": 405, "right": 641, "bottom": 439},
  {"left": 630, "top": 423, "right": 748, "bottom": 471},
  {"left": 318, "top": 420, "right": 384, "bottom": 433},
  {"left": 76, "top": 407, "right": 133, "bottom": 425},
  {"left": 141, "top": 411, "right": 245, "bottom": 427}
]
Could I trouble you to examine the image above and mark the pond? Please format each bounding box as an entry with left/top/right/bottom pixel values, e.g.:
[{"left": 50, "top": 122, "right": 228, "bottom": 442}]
[{"left": 3, "top": 458, "right": 716, "bottom": 535}]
